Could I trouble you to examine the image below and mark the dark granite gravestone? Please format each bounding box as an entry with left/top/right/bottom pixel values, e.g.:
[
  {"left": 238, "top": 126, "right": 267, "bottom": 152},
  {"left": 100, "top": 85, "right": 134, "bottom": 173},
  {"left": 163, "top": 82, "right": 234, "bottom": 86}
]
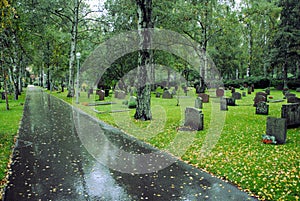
[
  {"left": 128, "top": 96, "right": 137, "bottom": 108},
  {"left": 87, "top": 88, "right": 93, "bottom": 99},
  {"left": 254, "top": 92, "right": 267, "bottom": 106},
  {"left": 216, "top": 88, "right": 225, "bottom": 97},
  {"left": 281, "top": 103, "right": 300, "bottom": 127},
  {"left": 1, "top": 92, "right": 5, "bottom": 100},
  {"left": 156, "top": 92, "right": 161, "bottom": 98},
  {"left": 256, "top": 102, "right": 269, "bottom": 115},
  {"left": 266, "top": 117, "right": 287, "bottom": 144},
  {"left": 285, "top": 93, "right": 296, "bottom": 100},
  {"left": 195, "top": 97, "right": 203, "bottom": 109},
  {"left": 242, "top": 92, "right": 246, "bottom": 97},
  {"left": 251, "top": 84, "right": 255, "bottom": 92},
  {"left": 232, "top": 92, "right": 242, "bottom": 100},
  {"left": 220, "top": 98, "right": 228, "bottom": 111},
  {"left": 162, "top": 90, "right": 173, "bottom": 99},
  {"left": 226, "top": 97, "right": 236, "bottom": 106},
  {"left": 287, "top": 96, "right": 300, "bottom": 103},
  {"left": 198, "top": 93, "right": 209, "bottom": 103},
  {"left": 296, "top": 88, "right": 300, "bottom": 92},
  {"left": 184, "top": 107, "right": 204, "bottom": 131}
]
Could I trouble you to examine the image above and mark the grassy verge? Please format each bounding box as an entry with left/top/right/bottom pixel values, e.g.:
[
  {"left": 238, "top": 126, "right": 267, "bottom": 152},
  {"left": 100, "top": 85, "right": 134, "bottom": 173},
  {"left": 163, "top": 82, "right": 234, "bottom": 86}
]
[
  {"left": 48, "top": 88, "right": 299, "bottom": 201},
  {"left": 0, "top": 91, "right": 26, "bottom": 195}
]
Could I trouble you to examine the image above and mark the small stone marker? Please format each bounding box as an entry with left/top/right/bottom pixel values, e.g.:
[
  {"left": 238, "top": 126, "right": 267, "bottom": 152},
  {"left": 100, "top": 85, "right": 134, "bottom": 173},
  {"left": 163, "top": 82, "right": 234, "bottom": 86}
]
[
  {"left": 232, "top": 92, "right": 242, "bottom": 100},
  {"left": 231, "top": 87, "right": 236, "bottom": 93},
  {"left": 1, "top": 92, "right": 5, "bottom": 100},
  {"left": 285, "top": 93, "right": 296, "bottom": 100},
  {"left": 256, "top": 102, "right": 269, "bottom": 115},
  {"left": 195, "top": 97, "right": 203, "bottom": 109},
  {"left": 156, "top": 92, "right": 161, "bottom": 98},
  {"left": 216, "top": 88, "right": 224, "bottom": 97},
  {"left": 281, "top": 103, "right": 300, "bottom": 127},
  {"left": 184, "top": 107, "right": 204, "bottom": 131},
  {"left": 242, "top": 92, "right": 246, "bottom": 97},
  {"left": 128, "top": 96, "right": 137, "bottom": 108},
  {"left": 247, "top": 87, "right": 252, "bottom": 95},
  {"left": 266, "top": 117, "right": 287, "bottom": 144},
  {"left": 162, "top": 90, "right": 173, "bottom": 99},
  {"left": 220, "top": 98, "right": 228, "bottom": 111},
  {"left": 115, "top": 90, "right": 126, "bottom": 99},
  {"left": 198, "top": 93, "right": 209, "bottom": 103},
  {"left": 265, "top": 88, "right": 270, "bottom": 95}
]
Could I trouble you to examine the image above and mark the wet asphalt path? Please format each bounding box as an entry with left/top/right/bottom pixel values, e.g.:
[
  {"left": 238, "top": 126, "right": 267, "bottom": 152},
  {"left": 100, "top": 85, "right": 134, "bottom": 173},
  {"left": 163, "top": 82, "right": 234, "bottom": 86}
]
[{"left": 4, "top": 87, "right": 257, "bottom": 201}]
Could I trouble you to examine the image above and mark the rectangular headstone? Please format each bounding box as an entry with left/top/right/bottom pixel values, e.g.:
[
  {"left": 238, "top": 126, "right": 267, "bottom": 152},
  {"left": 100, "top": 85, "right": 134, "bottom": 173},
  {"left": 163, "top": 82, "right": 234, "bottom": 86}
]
[
  {"left": 242, "top": 92, "right": 246, "bottom": 97},
  {"left": 266, "top": 117, "right": 287, "bottom": 144},
  {"left": 287, "top": 96, "right": 300, "bottom": 103},
  {"left": 195, "top": 97, "right": 203, "bottom": 109},
  {"left": 232, "top": 92, "right": 242, "bottom": 100},
  {"left": 226, "top": 97, "right": 236, "bottom": 106},
  {"left": 156, "top": 92, "right": 161, "bottom": 98},
  {"left": 184, "top": 107, "right": 204, "bottom": 131},
  {"left": 281, "top": 103, "right": 300, "bottom": 127},
  {"left": 256, "top": 102, "right": 269, "bottom": 115}
]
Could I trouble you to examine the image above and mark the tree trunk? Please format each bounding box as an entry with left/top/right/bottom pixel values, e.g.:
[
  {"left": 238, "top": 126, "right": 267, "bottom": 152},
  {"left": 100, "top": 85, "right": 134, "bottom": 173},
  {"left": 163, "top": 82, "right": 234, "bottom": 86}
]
[
  {"left": 283, "top": 62, "right": 288, "bottom": 89},
  {"left": 67, "top": 0, "right": 80, "bottom": 97},
  {"left": 0, "top": 51, "right": 9, "bottom": 110},
  {"left": 134, "top": 0, "right": 153, "bottom": 121}
]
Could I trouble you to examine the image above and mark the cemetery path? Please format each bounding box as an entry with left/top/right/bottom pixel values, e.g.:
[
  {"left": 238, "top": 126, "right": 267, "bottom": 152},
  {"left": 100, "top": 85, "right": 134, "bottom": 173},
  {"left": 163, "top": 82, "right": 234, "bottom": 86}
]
[{"left": 4, "top": 86, "right": 258, "bottom": 201}]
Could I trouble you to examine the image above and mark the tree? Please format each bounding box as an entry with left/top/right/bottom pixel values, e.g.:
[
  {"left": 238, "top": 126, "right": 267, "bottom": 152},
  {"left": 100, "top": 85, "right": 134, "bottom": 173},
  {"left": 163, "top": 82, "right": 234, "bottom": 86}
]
[
  {"left": 271, "top": 0, "right": 300, "bottom": 86},
  {"left": 134, "top": 0, "right": 153, "bottom": 121}
]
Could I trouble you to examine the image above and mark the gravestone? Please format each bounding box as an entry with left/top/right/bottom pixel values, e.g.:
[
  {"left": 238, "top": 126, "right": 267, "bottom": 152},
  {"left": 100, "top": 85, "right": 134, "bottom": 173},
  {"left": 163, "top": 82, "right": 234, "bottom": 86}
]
[
  {"left": 216, "top": 88, "right": 224, "bottom": 97},
  {"left": 251, "top": 84, "right": 255, "bottom": 92},
  {"left": 128, "top": 96, "right": 137, "bottom": 108},
  {"left": 156, "top": 92, "right": 161, "bottom": 98},
  {"left": 198, "top": 93, "right": 209, "bottom": 103},
  {"left": 162, "top": 90, "right": 173, "bottom": 99},
  {"left": 184, "top": 107, "right": 204, "bottom": 131},
  {"left": 285, "top": 93, "right": 296, "bottom": 100},
  {"left": 96, "top": 90, "right": 105, "bottom": 101},
  {"left": 296, "top": 88, "right": 300, "bottom": 92},
  {"left": 232, "top": 92, "right": 242, "bottom": 100},
  {"left": 1, "top": 92, "right": 5, "bottom": 100},
  {"left": 265, "top": 88, "right": 270, "bottom": 95},
  {"left": 87, "top": 88, "right": 93, "bottom": 99},
  {"left": 171, "top": 88, "right": 177, "bottom": 96},
  {"left": 242, "top": 92, "right": 246, "bottom": 97},
  {"left": 281, "top": 103, "right": 300, "bottom": 127},
  {"left": 256, "top": 102, "right": 269, "bottom": 115},
  {"left": 115, "top": 90, "right": 126, "bottom": 99},
  {"left": 195, "top": 97, "right": 203, "bottom": 109},
  {"left": 266, "top": 117, "right": 287, "bottom": 144},
  {"left": 287, "top": 96, "right": 300, "bottom": 103},
  {"left": 226, "top": 97, "right": 236, "bottom": 106},
  {"left": 247, "top": 87, "right": 252, "bottom": 95},
  {"left": 254, "top": 92, "right": 267, "bottom": 106},
  {"left": 231, "top": 87, "right": 236, "bottom": 93},
  {"left": 220, "top": 98, "right": 228, "bottom": 111}
]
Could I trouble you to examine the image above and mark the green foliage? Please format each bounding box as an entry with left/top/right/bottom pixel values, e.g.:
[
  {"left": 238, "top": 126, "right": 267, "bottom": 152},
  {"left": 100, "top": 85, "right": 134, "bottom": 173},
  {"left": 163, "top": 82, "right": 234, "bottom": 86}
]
[{"left": 0, "top": 91, "right": 25, "bottom": 194}]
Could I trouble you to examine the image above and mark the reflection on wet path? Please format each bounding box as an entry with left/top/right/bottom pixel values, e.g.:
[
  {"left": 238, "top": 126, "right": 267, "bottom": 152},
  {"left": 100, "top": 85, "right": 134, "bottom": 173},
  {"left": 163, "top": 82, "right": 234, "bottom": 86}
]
[{"left": 4, "top": 87, "right": 257, "bottom": 201}]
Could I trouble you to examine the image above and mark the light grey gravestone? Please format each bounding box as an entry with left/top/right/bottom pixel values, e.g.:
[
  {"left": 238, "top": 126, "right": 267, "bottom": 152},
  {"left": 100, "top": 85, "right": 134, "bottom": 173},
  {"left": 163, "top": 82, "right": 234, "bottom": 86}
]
[
  {"left": 195, "top": 97, "right": 203, "bottom": 109},
  {"left": 256, "top": 102, "right": 269, "bottom": 115},
  {"left": 220, "top": 97, "right": 228, "bottom": 111},
  {"left": 266, "top": 117, "right": 287, "bottom": 144},
  {"left": 115, "top": 90, "right": 126, "bottom": 99},
  {"left": 232, "top": 92, "right": 242, "bottom": 100},
  {"left": 184, "top": 107, "right": 204, "bottom": 131},
  {"left": 281, "top": 103, "right": 300, "bottom": 127},
  {"left": 162, "top": 90, "right": 173, "bottom": 99}
]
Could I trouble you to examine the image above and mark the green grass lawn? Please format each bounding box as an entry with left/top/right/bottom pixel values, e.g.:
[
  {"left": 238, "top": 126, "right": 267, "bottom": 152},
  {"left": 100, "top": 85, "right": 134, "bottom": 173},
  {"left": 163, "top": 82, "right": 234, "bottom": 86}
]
[
  {"left": 49, "top": 87, "right": 299, "bottom": 201},
  {"left": 0, "top": 91, "right": 26, "bottom": 195}
]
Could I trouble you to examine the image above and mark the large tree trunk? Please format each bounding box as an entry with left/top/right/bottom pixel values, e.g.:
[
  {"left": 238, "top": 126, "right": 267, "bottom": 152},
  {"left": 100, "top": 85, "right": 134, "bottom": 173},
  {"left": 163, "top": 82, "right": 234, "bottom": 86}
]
[
  {"left": 67, "top": 0, "right": 80, "bottom": 97},
  {"left": 134, "top": 0, "right": 153, "bottom": 121}
]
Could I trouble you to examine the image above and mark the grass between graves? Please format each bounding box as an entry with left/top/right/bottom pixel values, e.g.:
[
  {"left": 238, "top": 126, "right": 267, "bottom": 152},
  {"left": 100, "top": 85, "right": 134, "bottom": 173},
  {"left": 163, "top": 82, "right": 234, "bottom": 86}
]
[
  {"left": 49, "top": 88, "right": 299, "bottom": 201},
  {"left": 0, "top": 91, "right": 26, "bottom": 196}
]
